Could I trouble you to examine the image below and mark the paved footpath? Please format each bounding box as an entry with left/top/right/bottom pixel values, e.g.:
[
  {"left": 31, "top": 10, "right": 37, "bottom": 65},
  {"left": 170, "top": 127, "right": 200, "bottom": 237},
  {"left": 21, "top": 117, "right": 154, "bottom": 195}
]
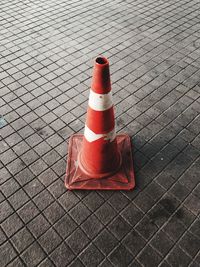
[{"left": 0, "top": 0, "right": 200, "bottom": 266}]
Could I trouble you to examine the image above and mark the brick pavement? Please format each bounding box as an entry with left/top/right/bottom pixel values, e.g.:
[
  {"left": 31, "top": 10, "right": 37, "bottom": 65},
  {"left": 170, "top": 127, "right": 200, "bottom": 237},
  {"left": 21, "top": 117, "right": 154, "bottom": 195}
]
[{"left": 0, "top": 0, "right": 200, "bottom": 266}]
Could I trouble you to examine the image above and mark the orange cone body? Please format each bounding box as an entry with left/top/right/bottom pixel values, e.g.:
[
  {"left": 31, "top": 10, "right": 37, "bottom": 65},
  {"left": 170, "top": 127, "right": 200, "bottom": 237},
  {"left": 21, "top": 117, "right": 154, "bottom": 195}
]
[
  {"left": 78, "top": 57, "right": 121, "bottom": 178},
  {"left": 65, "top": 57, "right": 135, "bottom": 190}
]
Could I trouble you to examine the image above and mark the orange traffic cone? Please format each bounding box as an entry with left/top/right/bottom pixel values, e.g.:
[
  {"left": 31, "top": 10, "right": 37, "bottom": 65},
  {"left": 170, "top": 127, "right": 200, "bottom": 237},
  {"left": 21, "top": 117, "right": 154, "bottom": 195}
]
[{"left": 65, "top": 57, "right": 135, "bottom": 190}]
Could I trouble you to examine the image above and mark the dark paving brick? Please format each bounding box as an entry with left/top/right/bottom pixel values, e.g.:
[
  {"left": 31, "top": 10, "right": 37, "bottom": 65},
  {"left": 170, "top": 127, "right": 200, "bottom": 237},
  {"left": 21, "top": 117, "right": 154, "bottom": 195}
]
[
  {"left": 11, "top": 227, "right": 34, "bottom": 253},
  {"left": 189, "top": 219, "right": 200, "bottom": 238},
  {"left": 82, "top": 192, "right": 104, "bottom": 212},
  {"left": 27, "top": 214, "right": 51, "bottom": 238},
  {"left": 95, "top": 202, "right": 117, "bottom": 225},
  {"left": 69, "top": 202, "right": 91, "bottom": 225},
  {"left": 94, "top": 229, "right": 118, "bottom": 256},
  {"left": 8, "top": 189, "right": 29, "bottom": 210},
  {"left": 150, "top": 230, "right": 174, "bottom": 256},
  {"left": 121, "top": 202, "right": 144, "bottom": 226},
  {"left": 66, "top": 228, "right": 90, "bottom": 255},
  {"left": 33, "top": 189, "right": 54, "bottom": 211},
  {"left": 184, "top": 193, "right": 200, "bottom": 215},
  {"left": 21, "top": 241, "right": 46, "bottom": 267},
  {"left": 1, "top": 212, "right": 24, "bottom": 238},
  {"left": 108, "top": 192, "right": 130, "bottom": 212},
  {"left": 163, "top": 215, "right": 187, "bottom": 242},
  {"left": 135, "top": 215, "right": 158, "bottom": 240},
  {"left": 107, "top": 215, "right": 132, "bottom": 240},
  {"left": 81, "top": 214, "right": 104, "bottom": 239},
  {"left": 38, "top": 258, "right": 55, "bottom": 267},
  {"left": 58, "top": 191, "right": 80, "bottom": 211},
  {"left": 43, "top": 201, "right": 65, "bottom": 224},
  {"left": 50, "top": 242, "right": 75, "bottom": 267},
  {"left": 109, "top": 244, "right": 133, "bottom": 267},
  {"left": 54, "top": 214, "right": 77, "bottom": 239},
  {"left": 0, "top": 241, "right": 17, "bottom": 267},
  {"left": 17, "top": 200, "right": 40, "bottom": 224},
  {"left": 38, "top": 227, "right": 62, "bottom": 254},
  {"left": 166, "top": 245, "right": 192, "bottom": 267},
  {"left": 137, "top": 245, "right": 162, "bottom": 267},
  {"left": 0, "top": 200, "right": 14, "bottom": 223},
  {"left": 122, "top": 230, "right": 146, "bottom": 257},
  {"left": 79, "top": 243, "right": 104, "bottom": 267},
  {"left": 178, "top": 231, "right": 200, "bottom": 258},
  {"left": 68, "top": 259, "right": 85, "bottom": 267},
  {"left": 6, "top": 257, "right": 26, "bottom": 267}
]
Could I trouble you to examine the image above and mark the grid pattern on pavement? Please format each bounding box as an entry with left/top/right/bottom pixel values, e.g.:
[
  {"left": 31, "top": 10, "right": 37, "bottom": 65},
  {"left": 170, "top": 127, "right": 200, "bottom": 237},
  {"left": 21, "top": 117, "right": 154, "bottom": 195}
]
[{"left": 0, "top": 0, "right": 200, "bottom": 266}]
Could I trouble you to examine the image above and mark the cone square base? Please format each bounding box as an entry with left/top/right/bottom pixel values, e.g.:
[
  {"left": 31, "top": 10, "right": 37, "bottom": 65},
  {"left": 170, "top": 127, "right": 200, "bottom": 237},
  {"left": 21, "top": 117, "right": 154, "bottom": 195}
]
[{"left": 65, "top": 134, "right": 135, "bottom": 190}]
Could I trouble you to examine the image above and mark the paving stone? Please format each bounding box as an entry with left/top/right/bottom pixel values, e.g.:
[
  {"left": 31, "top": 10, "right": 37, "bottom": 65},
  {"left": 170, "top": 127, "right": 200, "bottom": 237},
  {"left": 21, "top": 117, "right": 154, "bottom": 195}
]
[
  {"left": 0, "top": 241, "right": 17, "bottom": 267},
  {"left": 107, "top": 215, "right": 132, "bottom": 240},
  {"left": 1, "top": 212, "right": 24, "bottom": 238},
  {"left": 0, "top": 168, "right": 12, "bottom": 185},
  {"left": 1, "top": 0, "right": 200, "bottom": 266},
  {"left": 11, "top": 227, "right": 34, "bottom": 253},
  {"left": 33, "top": 189, "right": 54, "bottom": 211},
  {"left": 0, "top": 226, "right": 7, "bottom": 245},
  {"left": 43, "top": 201, "right": 65, "bottom": 224},
  {"left": 69, "top": 202, "right": 91, "bottom": 225},
  {"left": 137, "top": 245, "right": 162, "bottom": 267},
  {"left": 66, "top": 228, "right": 90, "bottom": 255},
  {"left": 98, "top": 259, "right": 113, "bottom": 267},
  {"left": 95, "top": 202, "right": 117, "bottom": 225},
  {"left": 15, "top": 168, "right": 35, "bottom": 186},
  {"left": 81, "top": 214, "right": 104, "bottom": 239},
  {"left": 68, "top": 259, "right": 85, "bottom": 267},
  {"left": 0, "top": 200, "right": 14, "bottom": 223},
  {"left": 24, "top": 178, "right": 45, "bottom": 198},
  {"left": 121, "top": 202, "right": 144, "bottom": 226},
  {"left": 135, "top": 215, "right": 158, "bottom": 240},
  {"left": 108, "top": 192, "right": 130, "bottom": 212},
  {"left": 1, "top": 178, "right": 20, "bottom": 197},
  {"left": 38, "top": 227, "right": 62, "bottom": 254},
  {"left": 27, "top": 214, "right": 51, "bottom": 238},
  {"left": 108, "top": 244, "right": 133, "bottom": 267},
  {"left": 51, "top": 243, "right": 74, "bottom": 266},
  {"left": 58, "top": 191, "right": 79, "bottom": 211},
  {"left": 8, "top": 189, "right": 29, "bottom": 210},
  {"left": 54, "top": 214, "right": 77, "bottom": 238},
  {"left": 166, "top": 245, "right": 192, "bottom": 267},
  {"left": 163, "top": 215, "right": 187, "bottom": 242},
  {"left": 38, "top": 258, "right": 55, "bottom": 267},
  {"left": 18, "top": 201, "right": 40, "bottom": 224},
  {"left": 184, "top": 193, "right": 200, "bottom": 215},
  {"left": 37, "top": 168, "right": 58, "bottom": 186},
  {"left": 79, "top": 243, "right": 104, "bottom": 267},
  {"left": 122, "top": 230, "right": 146, "bottom": 256},
  {"left": 82, "top": 192, "right": 104, "bottom": 212},
  {"left": 179, "top": 231, "right": 200, "bottom": 258},
  {"left": 150, "top": 230, "right": 174, "bottom": 256},
  {"left": 189, "top": 219, "right": 200, "bottom": 238},
  {"left": 94, "top": 229, "right": 118, "bottom": 255},
  {"left": 6, "top": 257, "right": 26, "bottom": 267},
  {"left": 21, "top": 241, "right": 46, "bottom": 267},
  {"left": 134, "top": 191, "right": 156, "bottom": 212},
  {"left": 47, "top": 179, "right": 66, "bottom": 198}
]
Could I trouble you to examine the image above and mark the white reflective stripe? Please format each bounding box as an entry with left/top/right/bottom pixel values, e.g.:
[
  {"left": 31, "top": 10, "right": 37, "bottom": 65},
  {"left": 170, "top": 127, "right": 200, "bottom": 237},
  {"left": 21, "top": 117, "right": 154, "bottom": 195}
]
[
  {"left": 84, "top": 125, "right": 116, "bottom": 143},
  {"left": 88, "top": 90, "right": 113, "bottom": 111}
]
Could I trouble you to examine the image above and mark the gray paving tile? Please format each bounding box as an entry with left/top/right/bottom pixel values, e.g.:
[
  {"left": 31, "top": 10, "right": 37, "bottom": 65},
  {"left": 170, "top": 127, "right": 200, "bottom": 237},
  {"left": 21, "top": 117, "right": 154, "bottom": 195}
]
[{"left": 1, "top": 0, "right": 200, "bottom": 266}]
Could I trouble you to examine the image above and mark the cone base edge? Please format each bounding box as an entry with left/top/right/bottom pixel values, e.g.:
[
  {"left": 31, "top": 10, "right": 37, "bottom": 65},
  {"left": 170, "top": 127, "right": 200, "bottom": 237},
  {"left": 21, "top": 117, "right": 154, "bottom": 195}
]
[{"left": 65, "top": 134, "right": 135, "bottom": 190}]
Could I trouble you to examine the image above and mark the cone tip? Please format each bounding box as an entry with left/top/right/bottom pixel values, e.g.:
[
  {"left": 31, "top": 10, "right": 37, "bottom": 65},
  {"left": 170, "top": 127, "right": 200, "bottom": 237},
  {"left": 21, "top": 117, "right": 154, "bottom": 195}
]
[{"left": 95, "top": 57, "right": 109, "bottom": 67}]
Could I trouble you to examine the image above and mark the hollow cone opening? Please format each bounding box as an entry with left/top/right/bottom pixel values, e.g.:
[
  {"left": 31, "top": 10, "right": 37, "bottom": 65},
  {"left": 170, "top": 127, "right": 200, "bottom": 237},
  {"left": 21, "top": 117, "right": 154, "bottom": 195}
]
[{"left": 96, "top": 57, "right": 108, "bottom": 65}]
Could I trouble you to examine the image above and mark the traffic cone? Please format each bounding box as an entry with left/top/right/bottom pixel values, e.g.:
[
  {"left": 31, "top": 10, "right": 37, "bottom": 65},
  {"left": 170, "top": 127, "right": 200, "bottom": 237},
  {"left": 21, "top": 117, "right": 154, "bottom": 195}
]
[{"left": 65, "top": 57, "right": 135, "bottom": 190}]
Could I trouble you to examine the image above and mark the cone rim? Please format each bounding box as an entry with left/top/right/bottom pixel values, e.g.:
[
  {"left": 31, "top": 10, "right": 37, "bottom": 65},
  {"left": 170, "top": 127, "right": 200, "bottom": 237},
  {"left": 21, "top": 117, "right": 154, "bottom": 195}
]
[{"left": 95, "top": 56, "right": 109, "bottom": 67}]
